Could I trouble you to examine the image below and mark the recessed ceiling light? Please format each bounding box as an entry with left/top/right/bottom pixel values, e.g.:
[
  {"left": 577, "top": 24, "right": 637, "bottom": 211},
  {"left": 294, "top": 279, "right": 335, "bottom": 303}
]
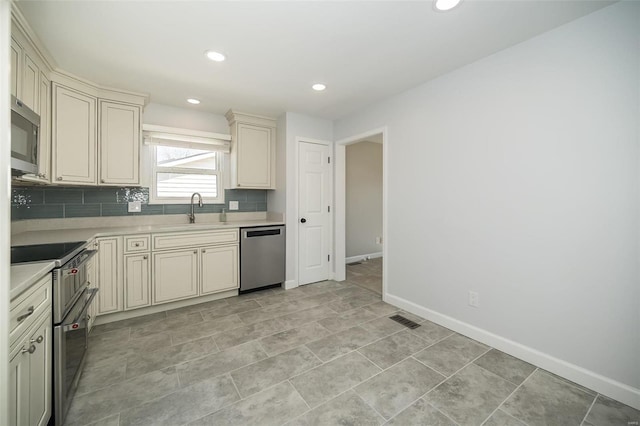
[
  {"left": 187, "top": 98, "right": 201, "bottom": 105},
  {"left": 312, "top": 83, "right": 326, "bottom": 91},
  {"left": 205, "top": 50, "right": 226, "bottom": 62},
  {"left": 434, "top": 0, "right": 462, "bottom": 11}
]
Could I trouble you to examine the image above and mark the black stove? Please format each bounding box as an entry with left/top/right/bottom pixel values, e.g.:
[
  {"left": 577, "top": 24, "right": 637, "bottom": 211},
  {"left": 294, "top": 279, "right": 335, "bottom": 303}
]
[{"left": 11, "top": 241, "right": 87, "bottom": 267}]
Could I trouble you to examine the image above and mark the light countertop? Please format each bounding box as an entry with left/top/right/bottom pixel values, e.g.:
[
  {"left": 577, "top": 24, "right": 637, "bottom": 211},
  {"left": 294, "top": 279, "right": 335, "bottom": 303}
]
[
  {"left": 12, "top": 220, "right": 284, "bottom": 246},
  {"left": 11, "top": 261, "right": 55, "bottom": 300}
]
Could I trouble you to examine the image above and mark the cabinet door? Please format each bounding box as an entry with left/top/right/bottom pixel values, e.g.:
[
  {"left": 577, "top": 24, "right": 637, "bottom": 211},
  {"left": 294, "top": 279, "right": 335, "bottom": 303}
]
[
  {"left": 153, "top": 249, "right": 198, "bottom": 304},
  {"left": 97, "top": 237, "right": 123, "bottom": 315},
  {"left": 125, "top": 254, "right": 151, "bottom": 310},
  {"left": 10, "top": 36, "right": 22, "bottom": 98},
  {"left": 36, "top": 74, "right": 51, "bottom": 181},
  {"left": 52, "top": 84, "right": 97, "bottom": 184},
  {"left": 86, "top": 245, "right": 98, "bottom": 331},
  {"left": 236, "top": 123, "right": 274, "bottom": 188},
  {"left": 22, "top": 53, "right": 40, "bottom": 112},
  {"left": 99, "top": 101, "right": 140, "bottom": 185},
  {"left": 28, "top": 313, "right": 52, "bottom": 426},
  {"left": 201, "top": 245, "right": 238, "bottom": 295},
  {"left": 9, "top": 336, "right": 30, "bottom": 426}
]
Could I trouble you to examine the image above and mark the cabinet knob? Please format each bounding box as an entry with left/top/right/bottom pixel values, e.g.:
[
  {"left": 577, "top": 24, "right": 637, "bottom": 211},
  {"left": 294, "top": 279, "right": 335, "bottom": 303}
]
[
  {"left": 194, "top": 250, "right": 197, "bottom": 254},
  {"left": 57, "top": 177, "right": 62, "bottom": 181},
  {"left": 101, "top": 179, "right": 105, "bottom": 183},
  {"left": 21, "top": 345, "right": 36, "bottom": 355},
  {"left": 135, "top": 243, "right": 140, "bottom": 247},
  {"left": 42, "top": 174, "right": 46, "bottom": 179},
  {"left": 31, "top": 335, "right": 44, "bottom": 344},
  {"left": 143, "top": 255, "right": 148, "bottom": 260},
  {"left": 202, "top": 249, "right": 206, "bottom": 253}
]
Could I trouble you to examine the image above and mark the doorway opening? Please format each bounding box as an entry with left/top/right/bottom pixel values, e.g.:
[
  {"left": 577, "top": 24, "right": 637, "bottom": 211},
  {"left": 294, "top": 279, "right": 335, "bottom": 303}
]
[
  {"left": 344, "top": 137, "right": 383, "bottom": 294},
  {"left": 335, "top": 128, "right": 387, "bottom": 298}
]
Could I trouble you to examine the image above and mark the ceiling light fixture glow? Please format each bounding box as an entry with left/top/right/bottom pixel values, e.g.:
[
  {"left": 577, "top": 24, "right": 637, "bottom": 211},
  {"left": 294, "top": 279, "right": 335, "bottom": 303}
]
[
  {"left": 434, "top": 0, "right": 462, "bottom": 11},
  {"left": 205, "top": 50, "right": 226, "bottom": 62},
  {"left": 312, "top": 83, "right": 326, "bottom": 91},
  {"left": 187, "top": 98, "right": 201, "bottom": 105}
]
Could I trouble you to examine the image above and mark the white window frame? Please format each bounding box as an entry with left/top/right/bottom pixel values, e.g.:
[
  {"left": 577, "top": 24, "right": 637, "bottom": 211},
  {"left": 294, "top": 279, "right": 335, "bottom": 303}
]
[{"left": 148, "top": 145, "right": 226, "bottom": 205}]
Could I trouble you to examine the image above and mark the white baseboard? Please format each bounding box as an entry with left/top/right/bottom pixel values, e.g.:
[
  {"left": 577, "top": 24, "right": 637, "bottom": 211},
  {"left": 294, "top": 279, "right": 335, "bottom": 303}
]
[
  {"left": 345, "top": 252, "right": 383, "bottom": 264},
  {"left": 284, "top": 279, "right": 298, "bottom": 290},
  {"left": 385, "top": 293, "right": 640, "bottom": 410}
]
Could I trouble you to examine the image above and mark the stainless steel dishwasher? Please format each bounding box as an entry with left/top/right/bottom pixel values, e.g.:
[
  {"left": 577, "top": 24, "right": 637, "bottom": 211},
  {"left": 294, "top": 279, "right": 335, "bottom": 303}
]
[{"left": 240, "top": 225, "right": 285, "bottom": 292}]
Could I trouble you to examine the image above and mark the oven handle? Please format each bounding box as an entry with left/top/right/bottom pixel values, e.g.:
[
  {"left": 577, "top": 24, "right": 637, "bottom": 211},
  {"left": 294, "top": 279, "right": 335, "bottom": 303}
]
[
  {"left": 62, "top": 249, "right": 97, "bottom": 271},
  {"left": 63, "top": 288, "right": 98, "bottom": 328}
]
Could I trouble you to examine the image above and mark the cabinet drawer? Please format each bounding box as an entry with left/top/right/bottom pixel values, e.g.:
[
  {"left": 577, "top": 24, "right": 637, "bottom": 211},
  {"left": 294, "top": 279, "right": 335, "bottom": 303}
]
[
  {"left": 124, "top": 235, "right": 150, "bottom": 253},
  {"left": 10, "top": 274, "right": 51, "bottom": 348},
  {"left": 152, "top": 229, "right": 239, "bottom": 251}
]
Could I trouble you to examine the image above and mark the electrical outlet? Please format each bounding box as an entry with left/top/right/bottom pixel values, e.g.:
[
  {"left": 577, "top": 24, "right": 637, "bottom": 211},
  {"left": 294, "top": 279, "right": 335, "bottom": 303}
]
[
  {"left": 375, "top": 236, "right": 382, "bottom": 244},
  {"left": 229, "top": 201, "right": 239, "bottom": 211},
  {"left": 468, "top": 291, "right": 479, "bottom": 307},
  {"left": 128, "top": 201, "right": 141, "bottom": 213}
]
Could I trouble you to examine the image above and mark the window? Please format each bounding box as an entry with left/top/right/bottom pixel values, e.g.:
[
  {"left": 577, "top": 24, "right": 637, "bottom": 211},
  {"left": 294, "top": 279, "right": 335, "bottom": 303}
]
[{"left": 150, "top": 145, "right": 224, "bottom": 204}]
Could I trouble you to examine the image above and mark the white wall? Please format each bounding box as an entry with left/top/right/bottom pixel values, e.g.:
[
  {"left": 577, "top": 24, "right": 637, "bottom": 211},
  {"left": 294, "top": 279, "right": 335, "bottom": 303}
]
[
  {"left": 1, "top": 0, "right": 11, "bottom": 421},
  {"left": 278, "top": 112, "right": 333, "bottom": 287},
  {"left": 346, "top": 141, "right": 382, "bottom": 258},
  {"left": 334, "top": 1, "right": 640, "bottom": 407},
  {"left": 143, "top": 102, "right": 229, "bottom": 134}
]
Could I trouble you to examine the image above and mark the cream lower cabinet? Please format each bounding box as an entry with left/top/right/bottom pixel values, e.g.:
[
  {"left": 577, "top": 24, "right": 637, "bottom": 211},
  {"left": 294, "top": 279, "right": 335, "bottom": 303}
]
[
  {"left": 153, "top": 249, "right": 199, "bottom": 304},
  {"left": 96, "top": 237, "right": 123, "bottom": 315},
  {"left": 201, "top": 245, "right": 239, "bottom": 295},
  {"left": 86, "top": 243, "right": 98, "bottom": 331},
  {"left": 9, "top": 310, "right": 52, "bottom": 426},
  {"left": 125, "top": 253, "right": 151, "bottom": 309}
]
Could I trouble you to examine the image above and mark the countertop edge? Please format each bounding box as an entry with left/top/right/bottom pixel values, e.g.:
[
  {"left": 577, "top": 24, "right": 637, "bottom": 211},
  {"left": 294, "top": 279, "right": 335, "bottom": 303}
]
[{"left": 10, "top": 261, "right": 56, "bottom": 301}]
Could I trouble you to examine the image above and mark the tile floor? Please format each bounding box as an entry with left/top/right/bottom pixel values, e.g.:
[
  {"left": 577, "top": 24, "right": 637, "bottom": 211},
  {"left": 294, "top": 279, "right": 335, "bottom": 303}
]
[
  {"left": 66, "top": 279, "right": 639, "bottom": 426},
  {"left": 346, "top": 257, "right": 382, "bottom": 295}
]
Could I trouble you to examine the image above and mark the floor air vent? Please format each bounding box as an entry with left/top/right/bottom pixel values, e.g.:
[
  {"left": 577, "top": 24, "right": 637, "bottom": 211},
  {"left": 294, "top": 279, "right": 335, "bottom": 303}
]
[
  {"left": 389, "top": 314, "right": 421, "bottom": 329},
  {"left": 346, "top": 261, "right": 362, "bottom": 266}
]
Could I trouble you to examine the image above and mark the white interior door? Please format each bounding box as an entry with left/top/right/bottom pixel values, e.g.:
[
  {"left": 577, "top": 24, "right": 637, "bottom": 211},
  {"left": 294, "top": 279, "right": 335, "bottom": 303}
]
[{"left": 298, "top": 141, "right": 331, "bottom": 285}]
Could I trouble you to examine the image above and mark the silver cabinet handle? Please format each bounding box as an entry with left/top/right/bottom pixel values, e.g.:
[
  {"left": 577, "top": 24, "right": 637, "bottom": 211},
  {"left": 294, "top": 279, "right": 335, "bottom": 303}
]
[
  {"left": 31, "top": 335, "right": 43, "bottom": 344},
  {"left": 17, "top": 306, "right": 35, "bottom": 322},
  {"left": 21, "top": 345, "right": 36, "bottom": 354}
]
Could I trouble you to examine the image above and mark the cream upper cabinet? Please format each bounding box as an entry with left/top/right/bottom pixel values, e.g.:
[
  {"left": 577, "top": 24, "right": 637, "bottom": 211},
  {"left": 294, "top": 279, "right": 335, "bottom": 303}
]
[
  {"left": 52, "top": 84, "right": 97, "bottom": 185},
  {"left": 226, "top": 110, "right": 276, "bottom": 189},
  {"left": 153, "top": 249, "right": 199, "bottom": 304},
  {"left": 99, "top": 100, "right": 141, "bottom": 185},
  {"left": 22, "top": 52, "right": 40, "bottom": 112},
  {"left": 201, "top": 244, "right": 239, "bottom": 295},
  {"left": 96, "top": 237, "right": 123, "bottom": 315},
  {"left": 36, "top": 74, "right": 51, "bottom": 182},
  {"left": 10, "top": 36, "right": 21, "bottom": 98},
  {"left": 49, "top": 72, "right": 146, "bottom": 187}
]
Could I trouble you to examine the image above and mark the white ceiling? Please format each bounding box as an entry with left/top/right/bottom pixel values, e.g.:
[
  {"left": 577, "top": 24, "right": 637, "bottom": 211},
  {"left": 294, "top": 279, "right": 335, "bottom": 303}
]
[{"left": 17, "top": 0, "right": 614, "bottom": 120}]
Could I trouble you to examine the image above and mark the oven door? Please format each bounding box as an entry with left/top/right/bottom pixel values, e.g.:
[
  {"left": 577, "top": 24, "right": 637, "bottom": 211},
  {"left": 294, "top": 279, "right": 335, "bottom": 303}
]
[
  {"left": 53, "top": 249, "right": 97, "bottom": 324},
  {"left": 53, "top": 287, "right": 97, "bottom": 426}
]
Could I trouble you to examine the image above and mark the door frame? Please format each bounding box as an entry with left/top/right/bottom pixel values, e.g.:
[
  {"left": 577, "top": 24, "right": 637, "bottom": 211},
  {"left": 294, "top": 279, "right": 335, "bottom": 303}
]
[
  {"left": 295, "top": 137, "right": 334, "bottom": 286},
  {"left": 334, "top": 127, "right": 388, "bottom": 300}
]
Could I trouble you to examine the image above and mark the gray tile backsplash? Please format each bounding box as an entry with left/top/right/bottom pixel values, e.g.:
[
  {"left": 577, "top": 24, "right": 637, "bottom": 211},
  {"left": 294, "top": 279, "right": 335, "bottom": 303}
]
[{"left": 11, "top": 187, "right": 268, "bottom": 220}]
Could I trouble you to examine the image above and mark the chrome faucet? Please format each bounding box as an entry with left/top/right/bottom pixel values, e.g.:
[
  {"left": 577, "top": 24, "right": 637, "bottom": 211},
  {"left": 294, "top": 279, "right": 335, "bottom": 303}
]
[{"left": 188, "top": 192, "right": 203, "bottom": 223}]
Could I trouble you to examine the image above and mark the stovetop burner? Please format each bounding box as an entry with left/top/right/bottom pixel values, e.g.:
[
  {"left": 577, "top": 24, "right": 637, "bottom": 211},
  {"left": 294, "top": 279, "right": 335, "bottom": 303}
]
[{"left": 11, "top": 241, "right": 86, "bottom": 266}]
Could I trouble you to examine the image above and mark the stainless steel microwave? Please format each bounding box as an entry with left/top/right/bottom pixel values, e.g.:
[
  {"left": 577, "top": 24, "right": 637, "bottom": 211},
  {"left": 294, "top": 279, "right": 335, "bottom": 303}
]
[{"left": 11, "top": 95, "right": 40, "bottom": 176}]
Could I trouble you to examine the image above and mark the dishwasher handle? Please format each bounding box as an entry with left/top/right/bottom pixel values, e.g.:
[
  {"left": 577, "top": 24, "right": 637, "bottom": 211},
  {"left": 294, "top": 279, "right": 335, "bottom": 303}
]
[{"left": 244, "top": 228, "right": 282, "bottom": 238}]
